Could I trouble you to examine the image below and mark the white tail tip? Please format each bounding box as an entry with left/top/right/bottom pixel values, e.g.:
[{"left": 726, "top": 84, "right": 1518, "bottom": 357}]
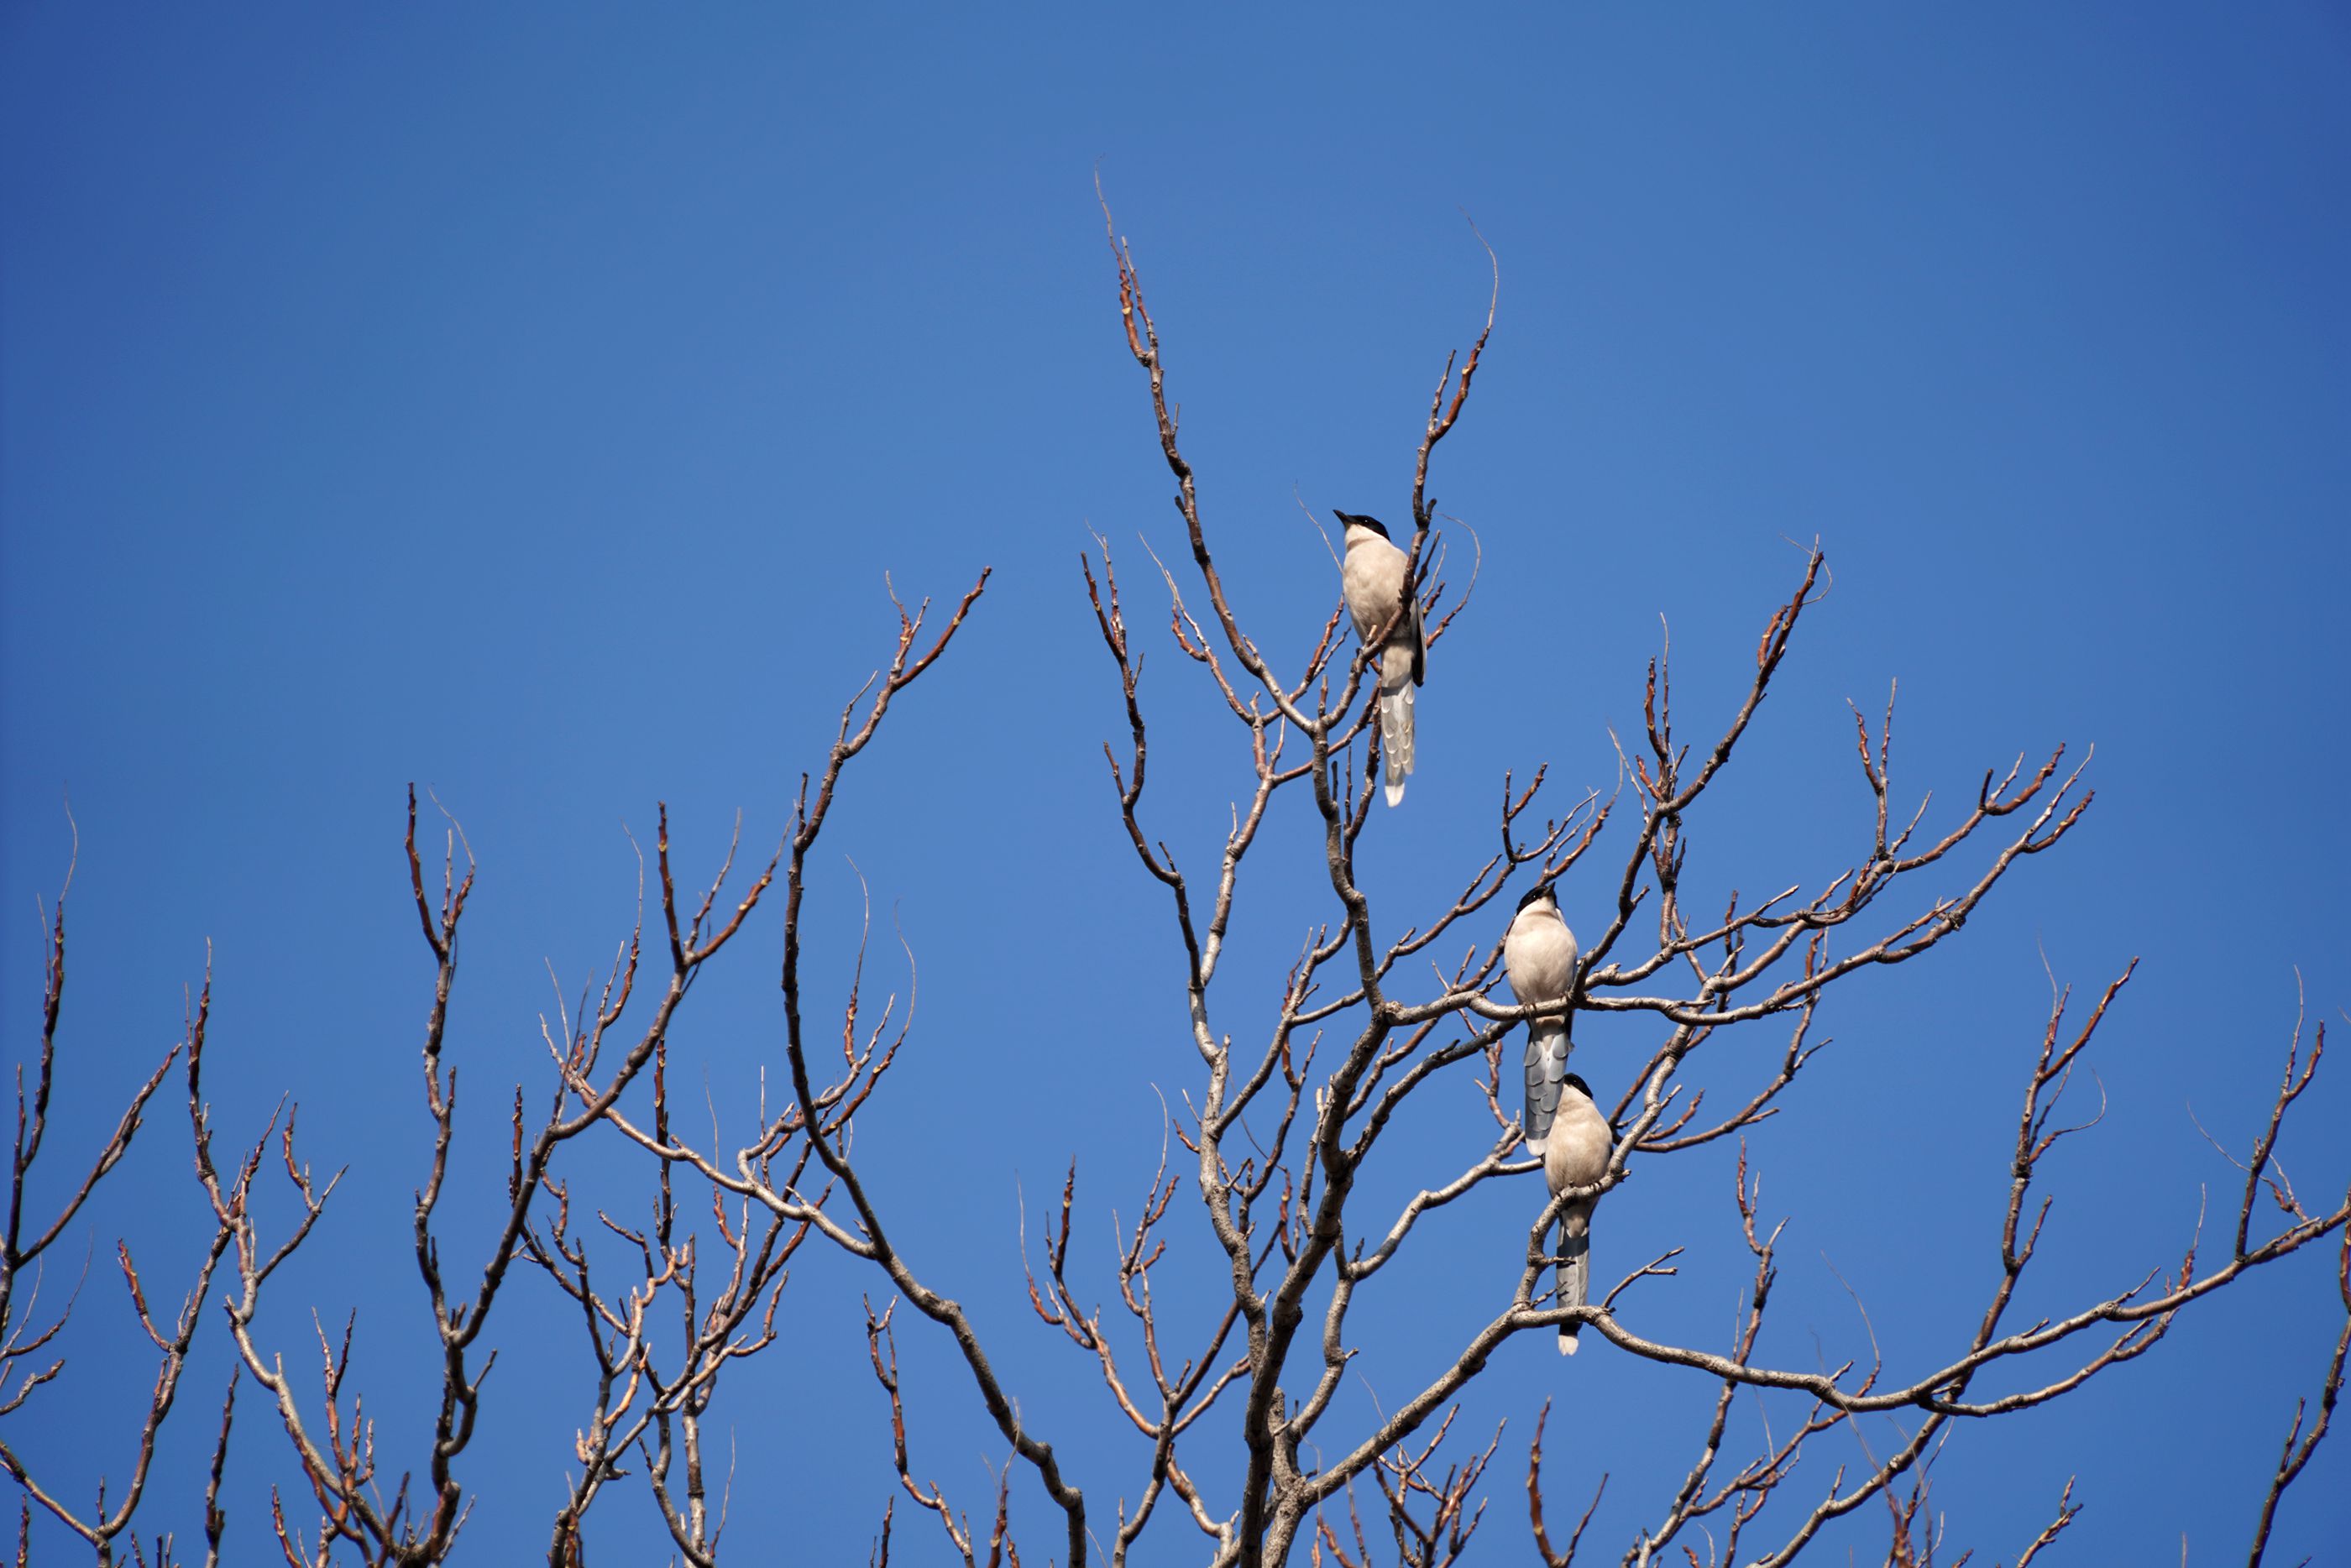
[
  {"left": 1385, "top": 781, "right": 1406, "bottom": 808},
  {"left": 1558, "top": 1330, "right": 1578, "bottom": 1356}
]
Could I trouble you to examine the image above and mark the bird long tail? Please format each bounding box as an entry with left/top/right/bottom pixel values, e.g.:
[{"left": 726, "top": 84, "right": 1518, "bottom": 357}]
[
  {"left": 1557, "top": 1201, "right": 1592, "bottom": 1356},
  {"left": 1521, "top": 1021, "right": 1572, "bottom": 1156},
  {"left": 1379, "top": 681, "right": 1414, "bottom": 807}
]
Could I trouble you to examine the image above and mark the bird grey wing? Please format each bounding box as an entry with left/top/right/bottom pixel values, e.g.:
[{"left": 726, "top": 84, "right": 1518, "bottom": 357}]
[{"left": 1521, "top": 1023, "right": 1572, "bottom": 1150}]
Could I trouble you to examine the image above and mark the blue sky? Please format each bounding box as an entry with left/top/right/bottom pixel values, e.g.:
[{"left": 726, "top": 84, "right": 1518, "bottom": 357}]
[{"left": 4, "top": 5, "right": 2348, "bottom": 1563}]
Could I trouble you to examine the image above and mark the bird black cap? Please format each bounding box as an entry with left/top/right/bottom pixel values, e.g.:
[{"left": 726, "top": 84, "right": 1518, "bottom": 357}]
[
  {"left": 1333, "top": 510, "right": 1391, "bottom": 541},
  {"left": 1516, "top": 883, "right": 1558, "bottom": 912},
  {"left": 1560, "top": 1072, "right": 1592, "bottom": 1100}
]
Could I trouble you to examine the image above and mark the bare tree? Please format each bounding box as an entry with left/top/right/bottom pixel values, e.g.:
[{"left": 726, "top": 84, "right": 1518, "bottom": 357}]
[
  {"left": 0, "top": 845, "right": 245, "bottom": 1568},
  {"left": 602, "top": 203, "right": 2348, "bottom": 1565},
  {"left": 3, "top": 213, "right": 2345, "bottom": 1568},
  {"left": 951, "top": 201, "right": 2346, "bottom": 1568}
]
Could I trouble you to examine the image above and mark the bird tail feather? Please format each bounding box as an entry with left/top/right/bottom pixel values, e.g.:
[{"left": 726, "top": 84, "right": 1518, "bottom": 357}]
[
  {"left": 1557, "top": 1202, "right": 1591, "bottom": 1356},
  {"left": 1380, "top": 682, "right": 1414, "bottom": 807},
  {"left": 1521, "top": 1021, "right": 1573, "bottom": 1155}
]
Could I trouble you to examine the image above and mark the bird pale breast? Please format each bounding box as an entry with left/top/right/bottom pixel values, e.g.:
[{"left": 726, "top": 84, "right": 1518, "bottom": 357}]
[
  {"left": 1544, "top": 1099, "right": 1613, "bottom": 1193},
  {"left": 1343, "top": 537, "right": 1409, "bottom": 641},
  {"left": 1505, "top": 909, "right": 1578, "bottom": 1002}
]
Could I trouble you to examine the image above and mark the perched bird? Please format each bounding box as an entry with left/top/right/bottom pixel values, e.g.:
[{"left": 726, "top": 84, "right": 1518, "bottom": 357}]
[
  {"left": 1504, "top": 883, "right": 1579, "bottom": 1155},
  {"left": 1334, "top": 511, "right": 1426, "bottom": 807},
  {"left": 1543, "top": 1072, "right": 1615, "bottom": 1356}
]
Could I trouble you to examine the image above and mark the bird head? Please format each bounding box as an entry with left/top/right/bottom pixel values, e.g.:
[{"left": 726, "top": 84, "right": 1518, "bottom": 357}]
[
  {"left": 1333, "top": 510, "right": 1391, "bottom": 543},
  {"left": 1515, "top": 883, "right": 1558, "bottom": 914},
  {"left": 1560, "top": 1072, "right": 1593, "bottom": 1101}
]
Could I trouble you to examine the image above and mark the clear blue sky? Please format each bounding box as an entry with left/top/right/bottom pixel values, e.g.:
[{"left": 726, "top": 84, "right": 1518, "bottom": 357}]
[{"left": 5, "top": 5, "right": 2347, "bottom": 1563}]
